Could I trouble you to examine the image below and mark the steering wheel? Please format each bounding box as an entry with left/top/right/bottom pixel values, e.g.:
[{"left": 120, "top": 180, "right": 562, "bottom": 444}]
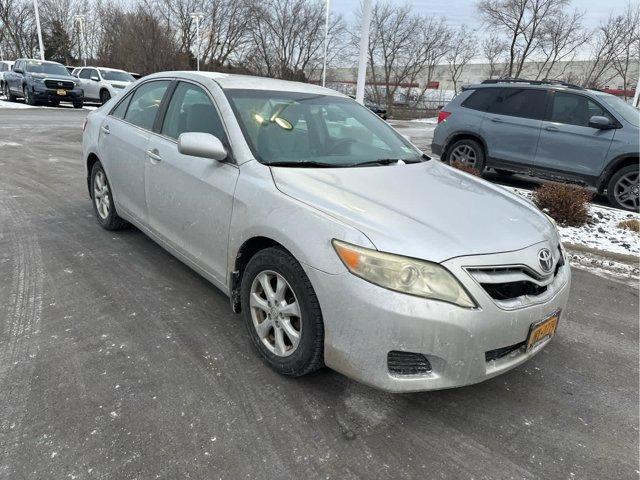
[{"left": 326, "top": 138, "right": 357, "bottom": 155}]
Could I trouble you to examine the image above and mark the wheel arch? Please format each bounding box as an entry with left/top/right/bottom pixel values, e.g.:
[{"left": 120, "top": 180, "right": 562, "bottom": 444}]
[
  {"left": 229, "top": 236, "right": 293, "bottom": 313},
  {"left": 442, "top": 131, "right": 488, "bottom": 163},
  {"left": 597, "top": 154, "right": 639, "bottom": 193},
  {"left": 86, "top": 153, "right": 101, "bottom": 195}
]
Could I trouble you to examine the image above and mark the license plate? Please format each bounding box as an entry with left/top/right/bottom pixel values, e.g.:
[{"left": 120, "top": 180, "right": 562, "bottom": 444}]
[
  {"left": 56, "top": 89, "right": 66, "bottom": 96},
  {"left": 526, "top": 312, "right": 560, "bottom": 351}
]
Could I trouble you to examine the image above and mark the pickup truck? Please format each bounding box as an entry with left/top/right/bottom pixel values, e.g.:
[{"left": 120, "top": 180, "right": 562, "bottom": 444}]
[{"left": 3, "top": 58, "right": 84, "bottom": 108}]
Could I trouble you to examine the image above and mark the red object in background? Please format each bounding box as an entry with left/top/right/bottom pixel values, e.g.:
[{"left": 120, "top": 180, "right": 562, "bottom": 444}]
[
  {"left": 426, "top": 81, "right": 440, "bottom": 89},
  {"left": 603, "top": 88, "right": 636, "bottom": 98},
  {"left": 437, "top": 110, "right": 451, "bottom": 123}
]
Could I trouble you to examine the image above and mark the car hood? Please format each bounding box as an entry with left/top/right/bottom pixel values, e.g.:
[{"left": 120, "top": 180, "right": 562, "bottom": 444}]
[
  {"left": 30, "top": 73, "right": 78, "bottom": 84},
  {"left": 271, "top": 161, "right": 557, "bottom": 262}
]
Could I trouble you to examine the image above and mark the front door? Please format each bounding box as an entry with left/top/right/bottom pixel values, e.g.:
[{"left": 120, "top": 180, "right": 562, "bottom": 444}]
[
  {"left": 534, "top": 91, "right": 615, "bottom": 181},
  {"left": 480, "top": 87, "right": 547, "bottom": 169},
  {"left": 98, "top": 80, "right": 171, "bottom": 223},
  {"left": 145, "top": 81, "right": 239, "bottom": 284}
]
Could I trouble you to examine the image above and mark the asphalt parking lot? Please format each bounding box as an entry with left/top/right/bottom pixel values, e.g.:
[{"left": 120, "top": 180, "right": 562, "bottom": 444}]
[{"left": 0, "top": 108, "right": 638, "bottom": 480}]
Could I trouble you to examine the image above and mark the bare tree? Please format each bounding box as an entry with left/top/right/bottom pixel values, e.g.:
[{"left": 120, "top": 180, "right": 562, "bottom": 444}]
[
  {"left": 477, "top": 0, "right": 569, "bottom": 78},
  {"left": 0, "top": 0, "right": 39, "bottom": 57},
  {"left": 580, "top": 12, "right": 627, "bottom": 89},
  {"left": 534, "top": 9, "right": 586, "bottom": 80},
  {"left": 199, "top": 0, "right": 251, "bottom": 69},
  {"left": 446, "top": 25, "right": 477, "bottom": 93},
  {"left": 482, "top": 36, "right": 507, "bottom": 78},
  {"left": 612, "top": 2, "right": 640, "bottom": 99}
]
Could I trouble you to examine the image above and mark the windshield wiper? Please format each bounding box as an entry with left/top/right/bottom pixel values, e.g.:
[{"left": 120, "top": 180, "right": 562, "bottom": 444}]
[
  {"left": 351, "top": 157, "right": 424, "bottom": 167},
  {"left": 264, "top": 160, "right": 345, "bottom": 168}
]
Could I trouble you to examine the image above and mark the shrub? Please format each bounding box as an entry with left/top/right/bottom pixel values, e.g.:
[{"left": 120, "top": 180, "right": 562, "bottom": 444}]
[
  {"left": 617, "top": 218, "right": 640, "bottom": 233},
  {"left": 450, "top": 161, "right": 481, "bottom": 177},
  {"left": 533, "top": 182, "right": 593, "bottom": 227}
]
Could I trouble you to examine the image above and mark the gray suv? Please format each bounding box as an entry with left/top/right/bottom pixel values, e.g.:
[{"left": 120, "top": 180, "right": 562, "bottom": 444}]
[{"left": 432, "top": 79, "right": 639, "bottom": 210}]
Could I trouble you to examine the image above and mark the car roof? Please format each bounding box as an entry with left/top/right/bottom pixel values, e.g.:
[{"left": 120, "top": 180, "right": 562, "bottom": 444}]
[
  {"left": 19, "top": 58, "right": 62, "bottom": 65},
  {"left": 143, "top": 71, "right": 346, "bottom": 97}
]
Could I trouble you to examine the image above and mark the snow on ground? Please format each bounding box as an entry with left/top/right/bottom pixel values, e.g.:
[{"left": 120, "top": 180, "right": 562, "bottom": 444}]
[
  {"left": 0, "top": 99, "right": 33, "bottom": 109},
  {"left": 409, "top": 117, "right": 438, "bottom": 124},
  {"left": 0, "top": 99, "right": 98, "bottom": 110}
]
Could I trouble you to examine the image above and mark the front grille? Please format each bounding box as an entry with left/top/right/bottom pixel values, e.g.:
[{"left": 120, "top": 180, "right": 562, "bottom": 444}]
[
  {"left": 44, "top": 79, "right": 74, "bottom": 90},
  {"left": 387, "top": 351, "right": 432, "bottom": 375},
  {"left": 485, "top": 341, "right": 525, "bottom": 362},
  {"left": 466, "top": 244, "right": 565, "bottom": 305}
]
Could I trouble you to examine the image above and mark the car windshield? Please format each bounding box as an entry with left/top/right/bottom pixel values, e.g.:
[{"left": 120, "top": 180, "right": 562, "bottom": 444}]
[
  {"left": 225, "top": 89, "right": 421, "bottom": 167},
  {"left": 597, "top": 93, "right": 639, "bottom": 127},
  {"left": 25, "top": 61, "right": 70, "bottom": 76},
  {"left": 100, "top": 69, "right": 134, "bottom": 82}
]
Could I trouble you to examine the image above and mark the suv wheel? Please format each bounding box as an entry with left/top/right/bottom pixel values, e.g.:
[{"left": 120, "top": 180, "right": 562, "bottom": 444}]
[
  {"left": 240, "top": 247, "right": 324, "bottom": 377},
  {"left": 607, "top": 164, "right": 639, "bottom": 211},
  {"left": 23, "top": 86, "right": 36, "bottom": 105},
  {"left": 4, "top": 83, "right": 15, "bottom": 102},
  {"left": 447, "top": 139, "right": 486, "bottom": 171},
  {"left": 100, "top": 89, "right": 111, "bottom": 105},
  {"left": 90, "top": 161, "right": 128, "bottom": 230}
]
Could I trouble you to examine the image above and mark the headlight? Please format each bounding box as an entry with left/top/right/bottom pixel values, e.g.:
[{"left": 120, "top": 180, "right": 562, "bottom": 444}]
[
  {"left": 332, "top": 240, "right": 476, "bottom": 308},
  {"left": 32, "top": 77, "right": 44, "bottom": 83}
]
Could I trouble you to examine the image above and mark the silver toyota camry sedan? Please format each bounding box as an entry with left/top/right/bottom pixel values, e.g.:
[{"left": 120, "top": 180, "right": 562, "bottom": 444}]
[{"left": 82, "top": 71, "right": 570, "bottom": 392}]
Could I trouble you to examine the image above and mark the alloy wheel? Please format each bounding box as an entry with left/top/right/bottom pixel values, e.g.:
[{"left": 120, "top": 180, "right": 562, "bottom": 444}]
[
  {"left": 613, "top": 170, "right": 639, "bottom": 210},
  {"left": 449, "top": 144, "right": 477, "bottom": 167},
  {"left": 93, "top": 170, "right": 111, "bottom": 220},
  {"left": 249, "top": 270, "right": 301, "bottom": 357}
]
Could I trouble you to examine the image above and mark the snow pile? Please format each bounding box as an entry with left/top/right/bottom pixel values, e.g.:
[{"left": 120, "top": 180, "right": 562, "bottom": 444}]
[
  {"left": 410, "top": 117, "right": 438, "bottom": 124},
  {"left": 506, "top": 186, "right": 639, "bottom": 258},
  {"left": 0, "top": 99, "right": 33, "bottom": 109}
]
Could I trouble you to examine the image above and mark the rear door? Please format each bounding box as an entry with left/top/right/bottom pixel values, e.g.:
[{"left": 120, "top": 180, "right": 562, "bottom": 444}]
[
  {"left": 145, "top": 80, "right": 239, "bottom": 284},
  {"left": 98, "top": 80, "right": 171, "bottom": 223},
  {"left": 534, "top": 91, "right": 615, "bottom": 181},
  {"left": 480, "top": 87, "right": 547, "bottom": 169}
]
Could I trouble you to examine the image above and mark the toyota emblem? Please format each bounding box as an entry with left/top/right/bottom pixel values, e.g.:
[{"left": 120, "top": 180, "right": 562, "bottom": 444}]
[{"left": 538, "top": 248, "right": 553, "bottom": 273}]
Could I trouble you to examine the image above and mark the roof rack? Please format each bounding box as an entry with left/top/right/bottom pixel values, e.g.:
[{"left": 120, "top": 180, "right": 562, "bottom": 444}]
[{"left": 480, "top": 78, "right": 584, "bottom": 90}]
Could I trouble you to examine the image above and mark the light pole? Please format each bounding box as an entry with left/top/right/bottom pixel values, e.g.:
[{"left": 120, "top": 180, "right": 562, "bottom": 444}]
[
  {"left": 321, "top": 0, "right": 331, "bottom": 87},
  {"left": 33, "top": 0, "right": 45, "bottom": 60},
  {"left": 355, "top": 0, "right": 372, "bottom": 104},
  {"left": 74, "top": 15, "right": 86, "bottom": 66},
  {"left": 190, "top": 12, "right": 204, "bottom": 71}
]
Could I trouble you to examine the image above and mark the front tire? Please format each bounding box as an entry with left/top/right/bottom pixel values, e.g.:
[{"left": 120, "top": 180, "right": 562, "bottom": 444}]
[
  {"left": 446, "top": 138, "right": 486, "bottom": 172},
  {"left": 90, "top": 161, "right": 128, "bottom": 230},
  {"left": 100, "top": 89, "right": 111, "bottom": 105},
  {"left": 607, "top": 164, "right": 639, "bottom": 211},
  {"left": 73, "top": 101, "right": 83, "bottom": 109},
  {"left": 241, "top": 247, "right": 324, "bottom": 377},
  {"left": 24, "top": 86, "right": 36, "bottom": 105}
]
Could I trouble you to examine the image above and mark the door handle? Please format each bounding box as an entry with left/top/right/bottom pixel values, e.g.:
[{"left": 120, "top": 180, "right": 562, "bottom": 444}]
[
  {"left": 101, "top": 125, "right": 110, "bottom": 134},
  {"left": 490, "top": 117, "right": 503, "bottom": 123},
  {"left": 544, "top": 126, "right": 558, "bottom": 132},
  {"left": 146, "top": 148, "right": 162, "bottom": 162}
]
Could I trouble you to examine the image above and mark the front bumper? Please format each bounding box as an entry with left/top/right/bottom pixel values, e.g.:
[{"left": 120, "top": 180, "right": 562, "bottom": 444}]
[
  {"left": 33, "top": 84, "right": 83, "bottom": 102},
  {"left": 305, "top": 242, "right": 571, "bottom": 392}
]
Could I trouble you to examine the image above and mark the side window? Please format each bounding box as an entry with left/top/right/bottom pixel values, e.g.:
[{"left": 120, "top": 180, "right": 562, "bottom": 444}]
[
  {"left": 461, "top": 88, "right": 500, "bottom": 112},
  {"left": 124, "top": 80, "right": 170, "bottom": 131},
  {"left": 549, "top": 92, "right": 612, "bottom": 127},
  {"left": 161, "top": 82, "right": 228, "bottom": 142},
  {"left": 79, "top": 69, "right": 92, "bottom": 79},
  {"left": 111, "top": 92, "right": 133, "bottom": 119},
  {"left": 490, "top": 88, "right": 547, "bottom": 119}
]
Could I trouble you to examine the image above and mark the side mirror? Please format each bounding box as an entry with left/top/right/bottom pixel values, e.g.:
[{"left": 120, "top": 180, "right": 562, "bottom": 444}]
[
  {"left": 91, "top": 75, "right": 100, "bottom": 82},
  {"left": 589, "top": 115, "right": 613, "bottom": 129},
  {"left": 178, "top": 132, "right": 227, "bottom": 161}
]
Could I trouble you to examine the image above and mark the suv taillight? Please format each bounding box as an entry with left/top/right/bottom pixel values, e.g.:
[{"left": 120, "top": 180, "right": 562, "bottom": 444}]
[{"left": 437, "top": 111, "right": 451, "bottom": 124}]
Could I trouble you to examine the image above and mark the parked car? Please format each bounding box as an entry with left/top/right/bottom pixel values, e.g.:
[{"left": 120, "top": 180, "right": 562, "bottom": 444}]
[
  {"left": 0, "top": 60, "right": 15, "bottom": 93},
  {"left": 4, "top": 58, "right": 83, "bottom": 108},
  {"left": 76, "top": 66, "right": 135, "bottom": 104},
  {"left": 432, "top": 79, "right": 640, "bottom": 211},
  {"left": 83, "top": 72, "right": 570, "bottom": 392},
  {"left": 349, "top": 94, "right": 388, "bottom": 119},
  {"left": 65, "top": 65, "right": 76, "bottom": 74}
]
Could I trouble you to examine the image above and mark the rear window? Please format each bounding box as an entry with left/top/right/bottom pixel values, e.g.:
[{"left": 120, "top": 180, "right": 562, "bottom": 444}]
[
  {"left": 461, "top": 88, "right": 500, "bottom": 112},
  {"left": 489, "top": 88, "right": 547, "bottom": 120}
]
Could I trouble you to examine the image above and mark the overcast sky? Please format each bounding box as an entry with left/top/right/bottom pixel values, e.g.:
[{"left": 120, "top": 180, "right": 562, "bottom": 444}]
[{"left": 332, "top": 0, "right": 630, "bottom": 31}]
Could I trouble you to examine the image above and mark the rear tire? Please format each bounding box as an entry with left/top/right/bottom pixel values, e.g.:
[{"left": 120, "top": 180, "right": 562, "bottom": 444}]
[
  {"left": 240, "top": 247, "right": 324, "bottom": 377},
  {"left": 3, "top": 84, "right": 15, "bottom": 101},
  {"left": 446, "top": 138, "right": 486, "bottom": 172},
  {"left": 607, "top": 164, "right": 639, "bottom": 211},
  {"left": 90, "top": 161, "right": 129, "bottom": 230}
]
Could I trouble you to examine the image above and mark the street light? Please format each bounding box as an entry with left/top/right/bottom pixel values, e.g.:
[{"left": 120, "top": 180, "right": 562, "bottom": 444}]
[
  {"left": 355, "top": 0, "right": 372, "bottom": 104},
  {"left": 321, "top": 0, "right": 331, "bottom": 87},
  {"left": 74, "top": 15, "right": 87, "bottom": 66},
  {"left": 190, "top": 12, "right": 204, "bottom": 71},
  {"left": 33, "top": 0, "right": 45, "bottom": 60}
]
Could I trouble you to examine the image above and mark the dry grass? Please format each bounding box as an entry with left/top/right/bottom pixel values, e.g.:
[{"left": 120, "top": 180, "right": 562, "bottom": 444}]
[
  {"left": 450, "top": 161, "right": 481, "bottom": 177},
  {"left": 533, "top": 182, "right": 593, "bottom": 227},
  {"left": 617, "top": 218, "right": 640, "bottom": 233}
]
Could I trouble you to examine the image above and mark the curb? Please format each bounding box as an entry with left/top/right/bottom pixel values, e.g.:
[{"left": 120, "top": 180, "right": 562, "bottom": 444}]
[{"left": 564, "top": 243, "right": 639, "bottom": 265}]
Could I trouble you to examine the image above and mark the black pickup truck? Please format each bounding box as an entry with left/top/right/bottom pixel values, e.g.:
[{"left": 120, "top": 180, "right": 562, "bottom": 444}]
[{"left": 3, "top": 58, "right": 84, "bottom": 108}]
